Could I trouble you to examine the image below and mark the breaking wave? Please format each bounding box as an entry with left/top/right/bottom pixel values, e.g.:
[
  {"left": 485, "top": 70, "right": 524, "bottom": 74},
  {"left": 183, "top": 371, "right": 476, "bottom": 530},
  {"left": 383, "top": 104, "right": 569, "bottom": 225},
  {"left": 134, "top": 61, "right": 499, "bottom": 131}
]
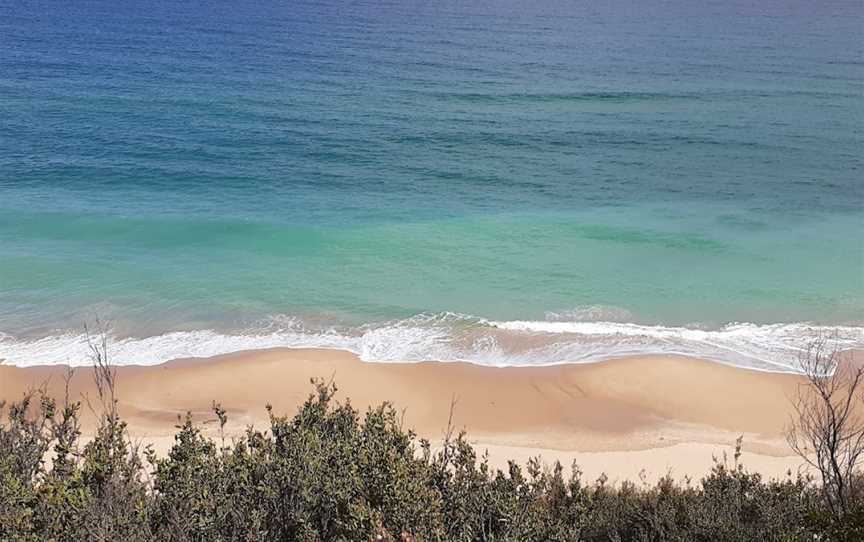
[{"left": 2, "top": 312, "right": 863, "bottom": 373}]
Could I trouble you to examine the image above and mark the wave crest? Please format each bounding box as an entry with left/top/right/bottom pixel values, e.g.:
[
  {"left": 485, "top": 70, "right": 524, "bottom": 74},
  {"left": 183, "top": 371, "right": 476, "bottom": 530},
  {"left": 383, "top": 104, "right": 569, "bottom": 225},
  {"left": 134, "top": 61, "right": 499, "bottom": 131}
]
[
  {"left": 1, "top": 313, "right": 863, "bottom": 373},
  {"left": 544, "top": 305, "right": 634, "bottom": 322}
]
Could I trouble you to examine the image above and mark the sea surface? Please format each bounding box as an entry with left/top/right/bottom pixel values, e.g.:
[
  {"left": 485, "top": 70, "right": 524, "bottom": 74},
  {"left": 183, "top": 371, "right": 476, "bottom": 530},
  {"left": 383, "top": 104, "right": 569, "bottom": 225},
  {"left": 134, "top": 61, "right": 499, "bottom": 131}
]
[{"left": 1, "top": 0, "right": 863, "bottom": 371}]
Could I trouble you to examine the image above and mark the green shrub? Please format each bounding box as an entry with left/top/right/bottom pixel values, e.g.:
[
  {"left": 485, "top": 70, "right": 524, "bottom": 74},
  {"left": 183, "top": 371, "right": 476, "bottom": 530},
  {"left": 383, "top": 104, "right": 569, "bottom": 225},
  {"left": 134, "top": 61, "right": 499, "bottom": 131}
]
[{"left": 0, "top": 380, "right": 857, "bottom": 541}]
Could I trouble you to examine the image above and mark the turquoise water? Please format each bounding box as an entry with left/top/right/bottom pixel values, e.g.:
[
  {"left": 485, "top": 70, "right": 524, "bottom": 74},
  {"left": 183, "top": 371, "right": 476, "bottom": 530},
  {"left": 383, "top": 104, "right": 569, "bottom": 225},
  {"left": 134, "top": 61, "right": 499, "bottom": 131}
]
[{"left": 1, "top": 0, "right": 863, "bottom": 370}]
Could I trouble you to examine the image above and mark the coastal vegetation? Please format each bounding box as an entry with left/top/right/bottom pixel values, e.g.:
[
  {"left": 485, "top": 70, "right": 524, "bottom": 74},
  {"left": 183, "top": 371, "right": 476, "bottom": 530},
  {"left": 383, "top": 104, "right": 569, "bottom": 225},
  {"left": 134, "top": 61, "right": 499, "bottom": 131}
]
[{"left": 1, "top": 339, "right": 862, "bottom": 541}]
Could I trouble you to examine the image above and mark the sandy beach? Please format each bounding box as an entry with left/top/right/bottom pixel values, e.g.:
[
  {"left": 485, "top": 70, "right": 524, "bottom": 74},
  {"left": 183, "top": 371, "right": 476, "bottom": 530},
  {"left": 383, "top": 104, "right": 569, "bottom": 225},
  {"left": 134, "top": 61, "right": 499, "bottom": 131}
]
[{"left": 0, "top": 348, "right": 819, "bottom": 482}]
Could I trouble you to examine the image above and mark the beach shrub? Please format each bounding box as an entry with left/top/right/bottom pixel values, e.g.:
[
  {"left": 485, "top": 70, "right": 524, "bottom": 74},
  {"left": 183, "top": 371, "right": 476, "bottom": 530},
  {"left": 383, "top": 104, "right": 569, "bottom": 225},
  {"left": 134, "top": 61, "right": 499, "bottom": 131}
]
[
  {"left": 0, "top": 380, "right": 859, "bottom": 541},
  {"left": 786, "top": 339, "right": 864, "bottom": 539}
]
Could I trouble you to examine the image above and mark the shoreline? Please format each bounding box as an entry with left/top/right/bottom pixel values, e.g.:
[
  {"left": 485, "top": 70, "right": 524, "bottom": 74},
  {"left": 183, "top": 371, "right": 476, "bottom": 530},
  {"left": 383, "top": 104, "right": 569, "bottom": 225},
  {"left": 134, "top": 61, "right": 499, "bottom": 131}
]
[
  {"left": 3, "top": 319, "right": 863, "bottom": 373},
  {"left": 0, "top": 347, "right": 822, "bottom": 482}
]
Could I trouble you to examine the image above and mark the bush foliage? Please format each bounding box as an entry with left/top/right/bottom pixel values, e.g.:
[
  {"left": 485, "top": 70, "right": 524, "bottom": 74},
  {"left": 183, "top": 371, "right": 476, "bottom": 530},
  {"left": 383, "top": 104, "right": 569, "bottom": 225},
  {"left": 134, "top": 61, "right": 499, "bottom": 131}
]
[{"left": 1, "top": 380, "right": 862, "bottom": 541}]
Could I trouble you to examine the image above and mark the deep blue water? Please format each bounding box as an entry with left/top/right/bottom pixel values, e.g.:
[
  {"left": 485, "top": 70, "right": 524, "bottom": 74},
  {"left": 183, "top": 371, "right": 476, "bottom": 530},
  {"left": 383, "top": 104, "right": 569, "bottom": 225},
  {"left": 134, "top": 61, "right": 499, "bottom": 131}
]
[{"left": 1, "top": 0, "right": 862, "bottom": 369}]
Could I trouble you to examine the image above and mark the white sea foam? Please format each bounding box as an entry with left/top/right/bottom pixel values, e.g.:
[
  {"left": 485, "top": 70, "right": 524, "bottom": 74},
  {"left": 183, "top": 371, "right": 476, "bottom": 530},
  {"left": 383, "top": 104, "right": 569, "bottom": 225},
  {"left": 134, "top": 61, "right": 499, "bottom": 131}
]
[
  {"left": 488, "top": 320, "right": 864, "bottom": 372},
  {"left": 544, "top": 305, "right": 634, "bottom": 322},
  {"left": 1, "top": 315, "right": 863, "bottom": 373}
]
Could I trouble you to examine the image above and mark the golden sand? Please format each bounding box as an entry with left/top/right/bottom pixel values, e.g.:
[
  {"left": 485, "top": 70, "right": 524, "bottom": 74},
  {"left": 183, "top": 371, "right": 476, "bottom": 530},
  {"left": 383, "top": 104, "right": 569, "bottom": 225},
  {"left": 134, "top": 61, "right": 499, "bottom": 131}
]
[{"left": 0, "top": 348, "right": 812, "bottom": 482}]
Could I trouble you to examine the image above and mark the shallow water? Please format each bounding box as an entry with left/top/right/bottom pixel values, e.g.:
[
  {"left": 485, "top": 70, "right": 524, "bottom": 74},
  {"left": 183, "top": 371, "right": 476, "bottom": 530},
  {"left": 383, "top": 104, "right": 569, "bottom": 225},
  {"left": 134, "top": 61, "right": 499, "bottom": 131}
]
[{"left": 1, "top": 0, "right": 862, "bottom": 369}]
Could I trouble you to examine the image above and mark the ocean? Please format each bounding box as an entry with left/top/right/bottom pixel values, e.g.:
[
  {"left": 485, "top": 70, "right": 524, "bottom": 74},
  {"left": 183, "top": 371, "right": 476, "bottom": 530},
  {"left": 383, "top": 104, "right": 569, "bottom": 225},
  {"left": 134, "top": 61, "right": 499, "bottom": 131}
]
[{"left": 1, "top": 0, "right": 862, "bottom": 371}]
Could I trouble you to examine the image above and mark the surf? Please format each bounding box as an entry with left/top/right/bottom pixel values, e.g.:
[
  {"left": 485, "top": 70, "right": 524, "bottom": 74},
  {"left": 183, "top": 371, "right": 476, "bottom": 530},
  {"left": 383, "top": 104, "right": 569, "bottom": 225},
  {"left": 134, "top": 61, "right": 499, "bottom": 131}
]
[{"left": 2, "top": 312, "right": 862, "bottom": 373}]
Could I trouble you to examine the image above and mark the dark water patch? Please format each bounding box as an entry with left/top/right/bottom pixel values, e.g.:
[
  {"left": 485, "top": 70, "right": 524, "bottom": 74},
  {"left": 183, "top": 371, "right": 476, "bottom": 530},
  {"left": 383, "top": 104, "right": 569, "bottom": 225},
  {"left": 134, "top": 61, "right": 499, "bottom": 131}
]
[
  {"left": 715, "top": 214, "right": 769, "bottom": 232},
  {"left": 416, "top": 90, "right": 697, "bottom": 105},
  {"left": 571, "top": 224, "right": 727, "bottom": 253}
]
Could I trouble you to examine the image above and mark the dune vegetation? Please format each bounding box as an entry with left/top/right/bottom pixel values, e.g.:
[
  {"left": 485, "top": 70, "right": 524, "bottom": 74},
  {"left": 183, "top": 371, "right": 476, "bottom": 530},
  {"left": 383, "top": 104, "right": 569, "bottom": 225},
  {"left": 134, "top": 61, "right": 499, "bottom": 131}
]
[{"left": 2, "top": 339, "right": 862, "bottom": 541}]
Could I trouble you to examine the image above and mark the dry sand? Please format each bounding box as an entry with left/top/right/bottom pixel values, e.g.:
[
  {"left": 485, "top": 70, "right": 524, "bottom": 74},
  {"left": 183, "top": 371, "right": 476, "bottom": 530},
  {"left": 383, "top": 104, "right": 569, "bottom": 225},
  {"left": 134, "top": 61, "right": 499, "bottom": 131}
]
[{"left": 0, "top": 348, "right": 814, "bottom": 482}]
